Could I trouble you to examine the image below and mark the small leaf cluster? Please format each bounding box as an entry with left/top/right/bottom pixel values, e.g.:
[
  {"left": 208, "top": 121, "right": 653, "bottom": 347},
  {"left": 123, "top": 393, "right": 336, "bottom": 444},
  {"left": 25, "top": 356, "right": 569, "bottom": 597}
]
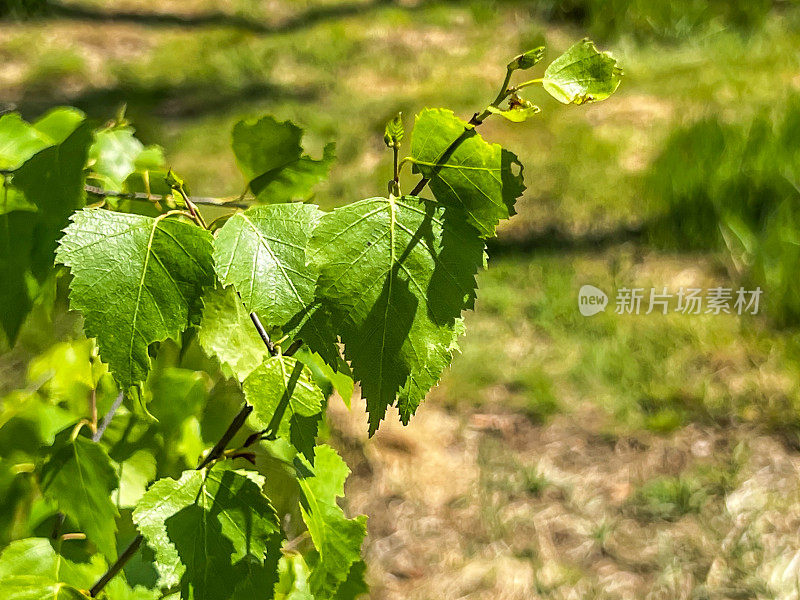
[{"left": 0, "top": 40, "right": 621, "bottom": 599}]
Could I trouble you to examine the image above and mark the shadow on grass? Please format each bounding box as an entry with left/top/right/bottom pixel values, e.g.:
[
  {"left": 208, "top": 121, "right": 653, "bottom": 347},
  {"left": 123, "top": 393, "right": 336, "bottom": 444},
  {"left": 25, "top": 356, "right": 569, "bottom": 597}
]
[
  {"left": 487, "top": 222, "right": 644, "bottom": 257},
  {"left": 10, "top": 80, "right": 321, "bottom": 122},
  {"left": 12, "top": 0, "right": 398, "bottom": 33}
]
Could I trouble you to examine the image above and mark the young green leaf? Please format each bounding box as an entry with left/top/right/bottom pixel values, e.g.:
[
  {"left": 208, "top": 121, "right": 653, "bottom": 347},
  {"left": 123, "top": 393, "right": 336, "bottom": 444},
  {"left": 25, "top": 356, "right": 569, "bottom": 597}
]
[
  {"left": 88, "top": 127, "right": 165, "bottom": 192},
  {"left": 132, "top": 463, "right": 282, "bottom": 596},
  {"left": 0, "top": 537, "right": 150, "bottom": 599},
  {"left": 115, "top": 449, "right": 157, "bottom": 509},
  {"left": 56, "top": 209, "right": 215, "bottom": 390},
  {"left": 294, "top": 348, "right": 354, "bottom": 407},
  {"left": 39, "top": 429, "right": 120, "bottom": 560},
  {"left": 232, "top": 115, "right": 334, "bottom": 203},
  {"left": 487, "top": 104, "right": 541, "bottom": 123},
  {"left": 310, "top": 195, "right": 484, "bottom": 433},
  {"left": 198, "top": 286, "right": 270, "bottom": 382},
  {"left": 0, "top": 107, "right": 84, "bottom": 171},
  {"left": 0, "top": 538, "right": 96, "bottom": 587},
  {"left": 507, "top": 46, "right": 545, "bottom": 71},
  {"left": 0, "top": 115, "right": 50, "bottom": 171},
  {"left": 383, "top": 113, "right": 404, "bottom": 148},
  {"left": 213, "top": 203, "right": 322, "bottom": 329},
  {"left": 30, "top": 107, "right": 86, "bottom": 145},
  {"left": 274, "top": 554, "right": 314, "bottom": 600},
  {"left": 294, "top": 445, "right": 367, "bottom": 598},
  {"left": 409, "top": 108, "right": 525, "bottom": 237},
  {"left": 243, "top": 355, "right": 325, "bottom": 463},
  {"left": 542, "top": 39, "right": 622, "bottom": 105}
]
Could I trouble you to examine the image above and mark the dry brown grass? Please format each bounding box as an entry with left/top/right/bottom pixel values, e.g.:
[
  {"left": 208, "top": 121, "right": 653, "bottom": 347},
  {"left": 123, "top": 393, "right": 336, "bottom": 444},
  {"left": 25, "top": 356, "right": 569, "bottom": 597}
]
[{"left": 329, "top": 395, "right": 800, "bottom": 599}]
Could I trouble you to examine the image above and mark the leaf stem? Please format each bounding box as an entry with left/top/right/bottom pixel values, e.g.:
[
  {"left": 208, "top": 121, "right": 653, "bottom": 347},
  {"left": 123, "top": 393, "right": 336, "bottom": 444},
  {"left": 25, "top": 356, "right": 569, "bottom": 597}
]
[
  {"left": 390, "top": 144, "right": 401, "bottom": 197},
  {"left": 410, "top": 66, "right": 514, "bottom": 197},
  {"left": 249, "top": 311, "right": 278, "bottom": 356},
  {"left": 511, "top": 77, "right": 543, "bottom": 91}
]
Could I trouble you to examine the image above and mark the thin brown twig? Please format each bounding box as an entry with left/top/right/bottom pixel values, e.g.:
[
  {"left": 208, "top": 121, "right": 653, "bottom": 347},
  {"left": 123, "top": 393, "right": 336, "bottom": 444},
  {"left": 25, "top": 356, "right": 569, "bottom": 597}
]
[
  {"left": 92, "top": 391, "right": 124, "bottom": 443},
  {"left": 89, "top": 535, "right": 142, "bottom": 597},
  {"left": 84, "top": 184, "right": 250, "bottom": 209},
  {"left": 196, "top": 403, "right": 254, "bottom": 469}
]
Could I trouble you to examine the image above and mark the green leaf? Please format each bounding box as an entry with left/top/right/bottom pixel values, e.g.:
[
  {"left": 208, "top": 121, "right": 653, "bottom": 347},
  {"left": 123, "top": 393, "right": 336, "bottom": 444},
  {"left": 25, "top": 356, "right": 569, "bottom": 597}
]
[
  {"left": 115, "top": 449, "right": 157, "bottom": 509},
  {"left": 27, "top": 339, "right": 114, "bottom": 417},
  {"left": 0, "top": 578, "right": 90, "bottom": 600},
  {"left": 310, "top": 196, "right": 484, "bottom": 433},
  {"left": 274, "top": 554, "right": 314, "bottom": 600},
  {"left": 0, "top": 114, "right": 92, "bottom": 342},
  {"left": 294, "top": 348, "right": 354, "bottom": 407},
  {"left": 487, "top": 104, "right": 541, "bottom": 123},
  {"left": 89, "top": 127, "right": 165, "bottom": 192},
  {"left": 0, "top": 537, "right": 105, "bottom": 591},
  {"left": 0, "top": 115, "right": 49, "bottom": 171},
  {"left": 144, "top": 367, "right": 208, "bottom": 467},
  {"left": 56, "top": 209, "right": 215, "bottom": 390},
  {"left": 10, "top": 120, "right": 93, "bottom": 277},
  {"left": 243, "top": 355, "right": 325, "bottom": 463},
  {"left": 198, "top": 286, "right": 269, "bottom": 382},
  {"left": 507, "top": 46, "right": 545, "bottom": 71},
  {"left": 542, "top": 39, "right": 622, "bottom": 105},
  {"left": 39, "top": 429, "right": 120, "bottom": 559},
  {"left": 31, "top": 107, "right": 86, "bottom": 145},
  {"left": 132, "top": 463, "right": 282, "bottom": 597},
  {"left": 410, "top": 108, "right": 525, "bottom": 237},
  {"left": 0, "top": 211, "right": 36, "bottom": 343},
  {"left": 232, "top": 116, "right": 335, "bottom": 203},
  {"left": 0, "top": 107, "right": 84, "bottom": 171},
  {"left": 383, "top": 113, "right": 404, "bottom": 147},
  {"left": 213, "top": 203, "right": 322, "bottom": 329},
  {"left": 294, "top": 446, "right": 366, "bottom": 598},
  {"left": 333, "top": 561, "right": 368, "bottom": 600}
]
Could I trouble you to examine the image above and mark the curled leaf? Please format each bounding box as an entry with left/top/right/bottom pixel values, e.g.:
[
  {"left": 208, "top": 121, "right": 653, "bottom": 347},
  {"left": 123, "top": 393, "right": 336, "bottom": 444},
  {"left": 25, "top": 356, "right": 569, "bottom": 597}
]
[
  {"left": 487, "top": 104, "right": 541, "bottom": 123},
  {"left": 507, "top": 46, "right": 545, "bottom": 71},
  {"left": 383, "top": 112, "right": 404, "bottom": 147},
  {"left": 543, "top": 39, "right": 622, "bottom": 105}
]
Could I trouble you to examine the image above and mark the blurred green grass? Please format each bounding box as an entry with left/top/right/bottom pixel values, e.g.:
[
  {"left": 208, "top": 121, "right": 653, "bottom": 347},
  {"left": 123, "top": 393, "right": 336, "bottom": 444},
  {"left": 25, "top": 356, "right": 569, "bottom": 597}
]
[{"left": 3, "top": 0, "right": 800, "bottom": 437}]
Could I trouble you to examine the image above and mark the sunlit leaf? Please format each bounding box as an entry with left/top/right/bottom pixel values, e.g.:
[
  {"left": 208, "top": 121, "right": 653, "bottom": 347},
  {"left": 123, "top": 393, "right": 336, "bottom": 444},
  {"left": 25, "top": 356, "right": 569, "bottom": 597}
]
[
  {"left": 294, "top": 446, "right": 366, "bottom": 598},
  {"left": 198, "top": 286, "right": 269, "bottom": 382},
  {"left": 310, "top": 196, "right": 483, "bottom": 433},
  {"left": 243, "top": 355, "right": 324, "bottom": 463},
  {"left": 89, "top": 127, "right": 165, "bottom": 192},
  {"left": 213, "top": 203, "right": 322, "bottom": 329},
  {"left": 410, "top": 108, "right": 525, "bottom": 237},
  {"left": 56, "top": 209, "right": 215, "bottom": 390},
  {"left": 487, "top": 104, "right": 541, "bottom": 123},
  {"left": 542, "top": 39, "right": 622, "bottom": 105}
]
